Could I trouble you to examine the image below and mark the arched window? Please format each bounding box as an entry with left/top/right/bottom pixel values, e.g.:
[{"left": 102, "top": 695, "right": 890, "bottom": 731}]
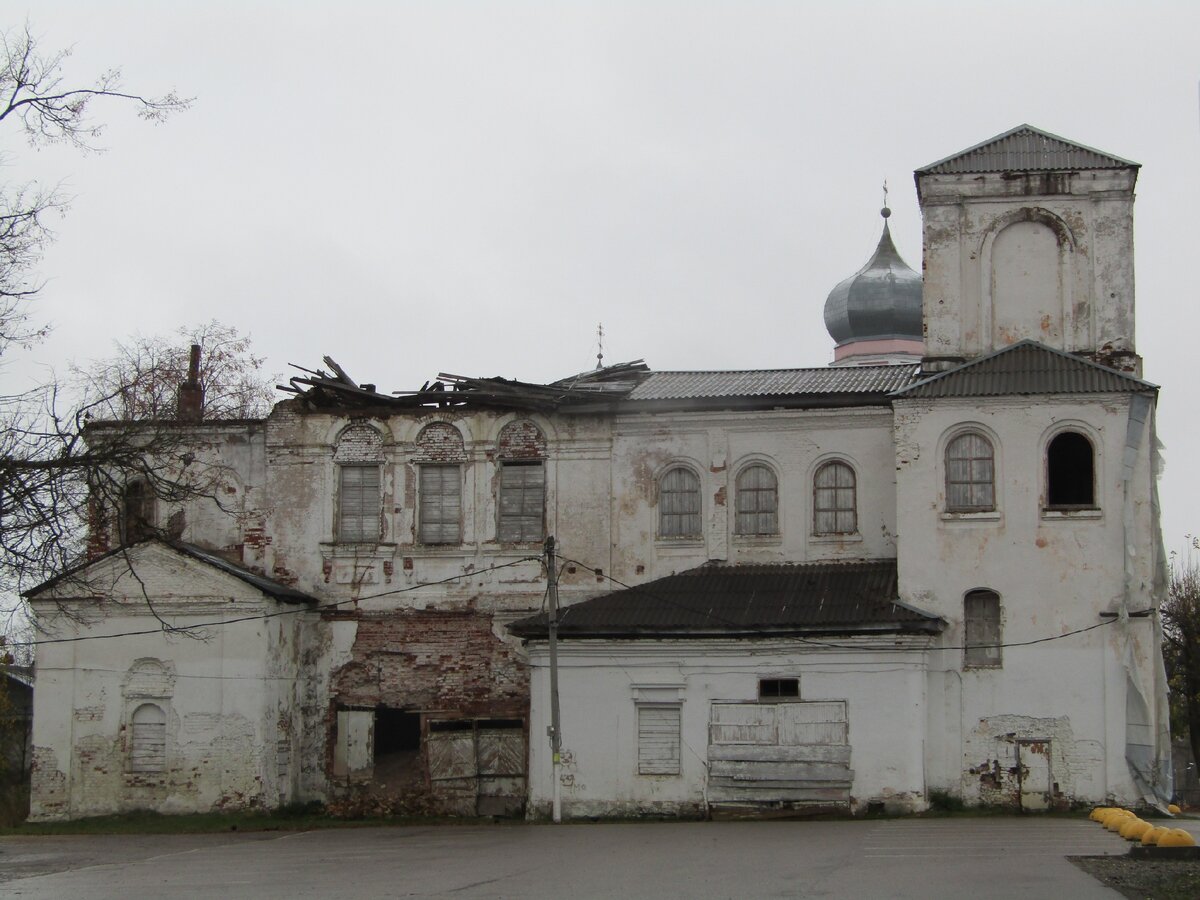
[
  {"left": 735, "top": 465, "right": 778, "bottom": 535},
  {"left": 335, "top": 424, "right": 384, "bottom": 542},
  {"left": 964, "top": 590, "right": 1002, "bottom": 668},
  {"left": 813, "top": 461, "right": 857, "bottom": 535},
  {"left": 497, "top": 420, "right": 547, "bottom": 543},
  {"left": 121, "top": 479, "right": 155, "bottom": 543},
  {"left": 130, "top": 703, "right": 166, "bottom": 773},
  {"left": 1046, "top": 431, "right": 1094, "bottom": 508},
  {"left": 945, "top": 433, "right": 995, "bottom": 512},
  {"left": 659, "top": 467, "right": 701, "bottom": 538}
]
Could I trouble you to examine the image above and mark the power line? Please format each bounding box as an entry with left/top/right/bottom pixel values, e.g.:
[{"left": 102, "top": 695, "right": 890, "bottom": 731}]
[
  {"left": 557, "top": 556, "right": 1131, "bottom": 653},
  {"left": 12, "top": 555, "right": 542, "bottom": 648}
]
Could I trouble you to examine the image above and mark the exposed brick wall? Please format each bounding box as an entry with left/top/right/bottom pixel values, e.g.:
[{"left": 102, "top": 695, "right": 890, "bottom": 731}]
[
  {"left": 330, "top": 610, "right": 528, "bottom": 718},
  {"left": 334, "top": 423, "right": 384, "bottom": 463},
  {"left": 414, "top": 423, "right": 466, "bottom": 462},
  {"left": 498, "top": 420, "right": 547, "bottom": 459}
]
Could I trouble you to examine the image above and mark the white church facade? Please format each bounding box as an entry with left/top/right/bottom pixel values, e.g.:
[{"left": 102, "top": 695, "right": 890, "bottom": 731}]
[{"left": 25, "top": 125, "right": 1172, "bottom": 820}]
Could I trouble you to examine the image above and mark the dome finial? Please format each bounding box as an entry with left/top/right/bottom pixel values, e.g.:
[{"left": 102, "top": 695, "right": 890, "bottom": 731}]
[{"left": 881, "top": 178, "right": 891, "bottom": 219}]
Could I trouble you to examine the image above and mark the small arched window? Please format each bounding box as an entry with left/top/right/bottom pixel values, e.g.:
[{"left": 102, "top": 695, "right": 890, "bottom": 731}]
[
  {"left": 659, "top": 467, "right": 701, "bottom": 538},
  {"left": 813, "top": 461, "right": 857, "bottom": 535},
  {"left": 946, "top": 433, "right": 995, "bottom": 512},
  {"left": 735, "top": 465, "right": 778, "bottom": 535},
  {"left": 130, "top": 703, "right": 166, "bottom": 773},
  {"left": 121, "top": 479, "right": 155, "bottom": 543},
  {"left": 1046, "top": 431, "right": 1094, "bottom": 508}
]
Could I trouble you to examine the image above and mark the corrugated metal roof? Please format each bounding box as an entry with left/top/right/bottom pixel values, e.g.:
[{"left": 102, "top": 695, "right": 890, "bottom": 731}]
[
  {"left": 509, "top": 560, "right": 943, "bottom": 639},
  {"left": 894, "top": 341, "right": 1156, "bottom": 399},
  {"left": 24, "top": 539, "right": 317, "bottom": 604},
  {"left": 626, "top": 365, "right": 919, "bottom": 401},
  {"left": 917, "top": 124, "right": 1138, "bottom": 175},
  {"left": 174, "top": 542, "right": 317, "bottom": 604}
]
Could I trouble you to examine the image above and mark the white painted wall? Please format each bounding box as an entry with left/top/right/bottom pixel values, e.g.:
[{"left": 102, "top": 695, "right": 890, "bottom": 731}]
[
  {"left": 894, "top": 392, "right": 1163, "bottom": 805},
  {"left": 525, "top": 638, "right": 931, "bottom": 818},
  {"left": 27, "top": 543, "right": 309, "bottom": 820}
]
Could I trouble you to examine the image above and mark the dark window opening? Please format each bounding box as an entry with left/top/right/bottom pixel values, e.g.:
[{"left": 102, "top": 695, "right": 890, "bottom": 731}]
[
  {"left": 121, "top": 480, "right": 154, "bottom": 543},
  {"left": 759, "top": 678, "right": 800, "bottom": 699},
  {"left": 1046, "top": 431, "right": 1094, "bottom": 508}
]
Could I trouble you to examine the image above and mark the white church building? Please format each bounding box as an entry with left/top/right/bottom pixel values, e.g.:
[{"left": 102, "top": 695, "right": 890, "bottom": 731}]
[{"left": 25, "top": 125, "right": 1172, "bottom": 820}]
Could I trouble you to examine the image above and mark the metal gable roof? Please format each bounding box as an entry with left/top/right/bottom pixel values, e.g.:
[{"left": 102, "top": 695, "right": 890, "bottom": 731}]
[
  {"left": 626, "top": 365, "right": 919, "bottom": 401},
  {"left": 509, "top": 560, "right": 944, "bottom": 639},
  {"left": 893, "top": 341, "right": 1156, "bottom": 399},
  {"left": 916, "top": 124, "right": 1139, "bottom": 175}
]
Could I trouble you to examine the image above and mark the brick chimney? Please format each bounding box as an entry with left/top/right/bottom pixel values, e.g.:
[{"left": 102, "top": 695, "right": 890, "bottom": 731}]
[{"left": 177, "top": 344, "right": 204, "bottom": 422}]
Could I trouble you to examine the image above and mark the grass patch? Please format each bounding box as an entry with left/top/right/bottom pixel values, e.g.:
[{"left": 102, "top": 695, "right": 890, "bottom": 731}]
[{"left": 0, "top": 802, "right": 502, "bottom": 836}]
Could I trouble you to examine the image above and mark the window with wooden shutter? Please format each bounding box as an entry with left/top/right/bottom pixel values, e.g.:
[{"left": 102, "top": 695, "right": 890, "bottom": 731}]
[
  {"left": 964, "top": 590, "right": 1002, "bottom": 667},
  {"left": 637, "top": 704, "right": 681, "bottom": 775},
  {"left": 946, "top": 433, "right": 995, "bottom": 512},
  {"left": 498, "top": 461, "right": 544, "bottom": 543},
  {"left": 419, "top": 464, "right": 461, "bottom": 544},
  {"left": 735, "top": 464, "right": 778, "bottom": 535},
  {"left": 130, "top": 703, "right": 166, "bottom": 773},
  {"left": 813, "top": 461, "right": 857, "bottom": 534},
  {"left": 339, "top": 465, "right": 381, "bottom": 542},
  {"left": 659, "top": 467, "right": 701, "bottom": 538}
]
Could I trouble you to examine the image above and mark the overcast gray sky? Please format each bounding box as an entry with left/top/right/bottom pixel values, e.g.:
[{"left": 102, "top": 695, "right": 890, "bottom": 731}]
[{"left": 5, "top": 1, "right": 1198, "bottom": 554}]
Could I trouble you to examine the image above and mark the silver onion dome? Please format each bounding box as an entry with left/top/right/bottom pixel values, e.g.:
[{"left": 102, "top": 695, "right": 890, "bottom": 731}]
[{"left": 824, "top": 209, "right": 923, "bottom": 349}]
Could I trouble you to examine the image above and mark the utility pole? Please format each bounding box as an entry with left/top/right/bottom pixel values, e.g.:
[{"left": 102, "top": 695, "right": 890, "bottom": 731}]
[{"left": 545, "top": 535, "right": 563, "bottom": 823}]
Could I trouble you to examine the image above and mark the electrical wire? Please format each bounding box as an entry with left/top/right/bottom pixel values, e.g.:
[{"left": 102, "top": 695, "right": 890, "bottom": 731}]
[
  {"left": 556, "top": 556, "right": 1133, "bottom": 653},
  {"left": 12, "top": 555, "right": 542, "bottom": 648}
]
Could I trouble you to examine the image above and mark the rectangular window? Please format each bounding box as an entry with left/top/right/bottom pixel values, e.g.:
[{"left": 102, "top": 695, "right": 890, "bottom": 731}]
[
  {"left": 498, "top": 461, "right": 544, "bottom": 543},
  {"left": 964, "top": 591, "right": 1002, "bottom": 667},
  {"left": 339, "top": 465, "right": 381, "bottom": 542},
  {"left": 758, "top": 678, "right": 800, "bottom": 699},
  {"left": 637, "top": 704, "right": 681, "bottom": 775},
  {"left": 419, "top": 465, "right": 461, "bottom": 544}
]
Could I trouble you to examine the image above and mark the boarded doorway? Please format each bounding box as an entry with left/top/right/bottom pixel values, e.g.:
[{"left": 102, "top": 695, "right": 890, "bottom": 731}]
[
  {"left": 707, "top": 701, "right": 852, "bottom": 812},
  {"left": 1017, "top": 739, "right": 1051, "bottom": 811},
  {"left": 426, "top": 718, "right": 526, "bottom": 817}
]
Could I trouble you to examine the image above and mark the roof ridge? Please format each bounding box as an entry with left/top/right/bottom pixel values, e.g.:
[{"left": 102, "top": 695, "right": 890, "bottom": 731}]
[
  {"left": 892, "top": 340, "right": 1156, "bottom": 399},
  {"left": 916, "top": 124, "right": 1139, "bottom": 175}
]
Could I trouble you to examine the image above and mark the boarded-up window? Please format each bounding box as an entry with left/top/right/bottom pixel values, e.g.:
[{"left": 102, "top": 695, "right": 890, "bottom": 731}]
[
  {"left": 1046, "top": 431, "right": 1094, "bottom": 507},
  {"left": 659, "top": 467, "right": 701, "bottom": 538},
  {"left": 964, "top": 590, "right": 1002, "bottom": 667},
  {"left": 946, "top": 433, "right": 995, "bottom": 512},
  {"left": 637, "top": 704, "right": 681, "bottom": 775},
  {"left": 339, "top": 465, "right": 381, "bottom": 542},
  {"left": 814, "top": 461, "right": 856, "bottom": 534},
  {"left": 121, "top": 479, "right": 155, "bottom": 543},
  {"left": 498, "top": 462, "right": 544, "bottom": 542},
  {"left": 736, "top": 465, "right": 778, "bottom": 535},
  {"left": 419, "top": 465, "right": 461, "bottom": 544},
  {"left": 130, "top": 703, "right": 166, "bottom": 773}
]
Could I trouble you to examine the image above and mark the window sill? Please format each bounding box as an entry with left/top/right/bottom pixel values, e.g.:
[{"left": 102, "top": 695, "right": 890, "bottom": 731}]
[
  {"left": 809, "top": 532, "right": 863, "bottom": 544},
  {"left": 941, "top": 511, "right": 1001, "bottom": 523},
  {"left": 964, "top": 663, "right": 1003, "bottom": 670},
  {"left": 320, "top": 542, "right": 397, "bottom": 558},
  {"left": 655, "top": 538, "right": 705, "bottom": 551},
  {"left": 1041, "top": 507, "right": 1102, "bottom": 521},
  {"left": 732, "top": 534, "right": 783, "bottom": 546}
]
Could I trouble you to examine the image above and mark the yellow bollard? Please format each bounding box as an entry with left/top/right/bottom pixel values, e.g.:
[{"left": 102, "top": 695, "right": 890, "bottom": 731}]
[
  {"left": 1140, "top": 826, "right": 1167, "bottom": 846},
  {"left": 1157, "top": 829, "right": 1197, "bottom": 848},
  {"left": 1167, "top": 803, "right": 1182, "bottom": 815},
  {"left": 1120, "top": 818, "right": 1151, "bottom": 841}
]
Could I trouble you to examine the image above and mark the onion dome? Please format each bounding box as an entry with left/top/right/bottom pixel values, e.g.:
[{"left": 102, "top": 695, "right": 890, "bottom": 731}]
[{"left": 823, "top": 207, "right": 923, "bottom": 365}]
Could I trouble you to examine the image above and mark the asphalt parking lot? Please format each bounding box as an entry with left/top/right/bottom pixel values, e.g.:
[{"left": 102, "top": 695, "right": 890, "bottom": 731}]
[{"left": 4, "top": 816, "right": 1182, "bottom": 899}]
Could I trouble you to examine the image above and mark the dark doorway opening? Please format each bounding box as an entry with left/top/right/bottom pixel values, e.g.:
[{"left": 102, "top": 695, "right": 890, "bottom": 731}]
[{"left": 373, "top": 709, "right": 422, "bottom": 792}]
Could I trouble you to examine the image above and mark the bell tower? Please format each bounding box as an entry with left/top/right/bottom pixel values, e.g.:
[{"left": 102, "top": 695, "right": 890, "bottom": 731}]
[{"left": 915, "top": 125, "right": 1140, "bottom": 375}]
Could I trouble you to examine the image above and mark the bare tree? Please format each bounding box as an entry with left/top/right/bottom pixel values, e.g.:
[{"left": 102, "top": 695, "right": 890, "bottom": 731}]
[
  {"left": 72, "top": 321, "right": 276, "bottom": 421},
  {"left": 1163, "top": 543, "right": 1200, "bottom": 780},
  {"left": 0, "top": 23, "right": 189, "bottom": 344},
  {"left": 0, "top": 24, "right": 191, "bottom": 601}
]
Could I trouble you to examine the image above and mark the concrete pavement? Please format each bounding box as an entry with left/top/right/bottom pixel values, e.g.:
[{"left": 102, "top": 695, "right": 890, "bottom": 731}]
[{"left": 0, "top": 817, "right": 1137, "bottom": 899}]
